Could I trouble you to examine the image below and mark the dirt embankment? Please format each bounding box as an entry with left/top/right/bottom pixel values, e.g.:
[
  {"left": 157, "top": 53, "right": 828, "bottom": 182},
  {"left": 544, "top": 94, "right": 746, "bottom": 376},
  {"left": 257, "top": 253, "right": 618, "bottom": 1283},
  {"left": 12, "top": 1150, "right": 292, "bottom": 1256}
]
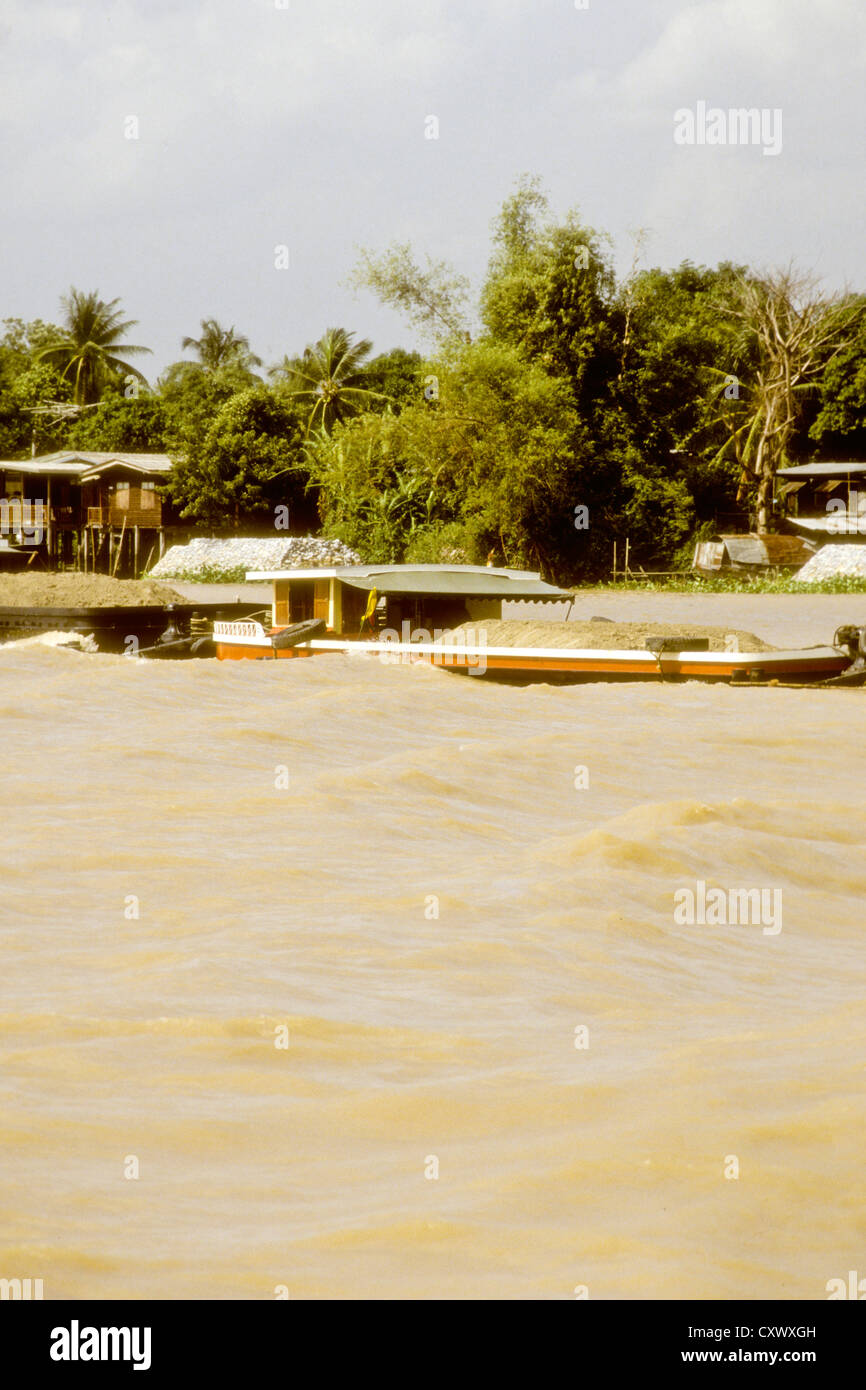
[
  {"left": 449, "top": 618, "right": 774, "bottom": 652},
  {"left": 0, "top": 573, "right": 183, "bottom": 608}
]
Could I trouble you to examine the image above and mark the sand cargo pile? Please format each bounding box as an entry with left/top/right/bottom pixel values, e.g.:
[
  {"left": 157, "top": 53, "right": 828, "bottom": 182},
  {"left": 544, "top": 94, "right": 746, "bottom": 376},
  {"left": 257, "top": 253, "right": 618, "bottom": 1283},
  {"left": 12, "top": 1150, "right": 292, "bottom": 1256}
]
[
  {"left": 449, "top": 618, "right": 774, "bottom": 653},
  {"left": 0, "top": 572, "right": 182, "bottom": 607},
  {"left": 0, "top": 571, "right": 256, "bottom": 653}
]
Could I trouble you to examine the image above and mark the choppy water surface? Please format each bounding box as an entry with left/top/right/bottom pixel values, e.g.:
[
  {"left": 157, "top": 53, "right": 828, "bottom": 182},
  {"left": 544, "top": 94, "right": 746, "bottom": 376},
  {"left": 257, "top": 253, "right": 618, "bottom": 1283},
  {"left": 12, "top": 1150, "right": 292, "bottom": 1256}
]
[{"left": 1, "top": 594, "right": 864, "bottom": 1300}]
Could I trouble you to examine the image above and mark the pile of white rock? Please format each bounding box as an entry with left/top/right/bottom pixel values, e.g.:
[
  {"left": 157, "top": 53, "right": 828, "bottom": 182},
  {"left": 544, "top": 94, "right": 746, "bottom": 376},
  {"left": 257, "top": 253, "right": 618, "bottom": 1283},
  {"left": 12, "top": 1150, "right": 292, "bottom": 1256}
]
[
  {"left": 274, "top": 536, "right": 363, "bottom": 568},
  {"left": 795, "top": 544, "right": 866, "bottom": 582},
  {"left": 151, "top": 536, "right": 363, "bottom": 579}
]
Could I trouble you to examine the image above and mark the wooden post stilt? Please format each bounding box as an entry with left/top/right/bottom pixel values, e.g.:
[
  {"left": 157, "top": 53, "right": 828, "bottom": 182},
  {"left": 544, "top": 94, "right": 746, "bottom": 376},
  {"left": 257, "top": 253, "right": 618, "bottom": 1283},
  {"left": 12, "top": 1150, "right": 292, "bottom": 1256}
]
[
  {"left": 46, "top": 475, "right": 53, "bottom": 571},
  {"left": 111, "top": 519, "right": 127, "bottom": 577}
]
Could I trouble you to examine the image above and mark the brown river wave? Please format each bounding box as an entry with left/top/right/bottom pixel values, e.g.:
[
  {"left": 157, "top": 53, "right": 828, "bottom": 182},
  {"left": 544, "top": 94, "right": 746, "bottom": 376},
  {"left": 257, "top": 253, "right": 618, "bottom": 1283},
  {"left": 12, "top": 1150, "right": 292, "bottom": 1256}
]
[{"left": 0, "top": 592, "right": 864, "bottom": 1299}]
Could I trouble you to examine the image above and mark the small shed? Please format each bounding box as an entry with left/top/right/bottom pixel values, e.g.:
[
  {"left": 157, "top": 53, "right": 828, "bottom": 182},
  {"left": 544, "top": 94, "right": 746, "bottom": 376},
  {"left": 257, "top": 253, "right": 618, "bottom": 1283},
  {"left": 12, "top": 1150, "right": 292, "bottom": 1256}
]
[{"left": 692, "top": 533, "right": 817, "bottom": 575}]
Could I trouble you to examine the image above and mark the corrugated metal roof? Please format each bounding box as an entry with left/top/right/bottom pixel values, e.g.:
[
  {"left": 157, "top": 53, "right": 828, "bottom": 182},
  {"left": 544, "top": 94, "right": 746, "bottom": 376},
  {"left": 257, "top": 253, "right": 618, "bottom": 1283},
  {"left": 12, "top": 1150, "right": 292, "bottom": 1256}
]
[
  {"left": 720, "top": 535, "right": 770, "bottom": 566},
  {"left": 336, "top": 568, "right": 570, "bottom": 599},
  {"left": 777, "top": 461, "right": 866, "bottom": 477},
  {"left": 35, "top": 451, "right": 171, "bottom": 467},
  {"left": 787, "top": 515, "right": 866, "bottom": 535},
  {"left": 1, "top": 458, "right": 92, "bottom": 476},
  {"left": 692, "top": 541, "right": 724, "bottom": 570},
  {"left": 79, "top": 458, "right": 172, "bottom": 479},
  {"left": 720, "top": 533, "right": 816, "bottom": 565},
  {"left": 695, "top": 534, "right": 816, "bottom": 570},
  {"left": 0, "top": 451, "right": 172, "bottom": 476},
  {"left": 247, "top": 563, "right": 570, "bottom": 600}
]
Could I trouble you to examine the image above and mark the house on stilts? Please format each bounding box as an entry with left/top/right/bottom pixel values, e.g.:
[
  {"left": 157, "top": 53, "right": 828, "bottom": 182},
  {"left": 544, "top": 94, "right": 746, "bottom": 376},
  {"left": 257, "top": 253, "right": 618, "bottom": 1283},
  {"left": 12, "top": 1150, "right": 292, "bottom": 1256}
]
[{"left": 0, "top": 451, "right": 184, "bottom": 573}]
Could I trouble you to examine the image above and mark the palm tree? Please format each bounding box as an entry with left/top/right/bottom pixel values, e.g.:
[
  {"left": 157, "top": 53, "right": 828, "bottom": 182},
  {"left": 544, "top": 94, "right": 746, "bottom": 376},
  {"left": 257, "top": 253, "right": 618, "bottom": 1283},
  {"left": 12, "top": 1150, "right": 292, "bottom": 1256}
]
[
  {"left": 36, "top": 289, "right": 151, "bottom": 404},
  {"left": 274, "top": 327, "right": 388, "bottom": 433},
  {"left": 181, "top": 319, "right": 262, "bottom": 373}
]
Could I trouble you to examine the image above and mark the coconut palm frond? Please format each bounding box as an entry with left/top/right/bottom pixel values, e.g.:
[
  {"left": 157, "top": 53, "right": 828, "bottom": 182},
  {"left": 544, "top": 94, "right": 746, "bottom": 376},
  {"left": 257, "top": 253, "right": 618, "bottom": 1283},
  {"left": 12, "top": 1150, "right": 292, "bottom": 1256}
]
[
  {"left": 181, "top": 318, "right": 262, "bottom": 371},
  {"left": 35, "top": 287, "right": 152, "bottom": 403},
  {"left": 277, "top": 328, "right": 384, "bottom": 432}
]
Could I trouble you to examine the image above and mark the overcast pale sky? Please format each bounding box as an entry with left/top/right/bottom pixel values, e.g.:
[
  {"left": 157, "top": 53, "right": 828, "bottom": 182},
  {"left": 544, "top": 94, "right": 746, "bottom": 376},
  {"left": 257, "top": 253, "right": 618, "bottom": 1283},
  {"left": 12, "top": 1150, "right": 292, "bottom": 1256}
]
[{"left": 1, "top": 0, "right": 863, "bottom": 379}]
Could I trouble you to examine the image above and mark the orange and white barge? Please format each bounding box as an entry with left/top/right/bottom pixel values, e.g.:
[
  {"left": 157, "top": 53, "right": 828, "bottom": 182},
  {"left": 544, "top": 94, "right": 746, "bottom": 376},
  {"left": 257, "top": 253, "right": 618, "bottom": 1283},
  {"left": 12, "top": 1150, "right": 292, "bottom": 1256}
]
[
  {"left": 209, "top": 565, "right": 862, "bottom": 684},
  {"left": 212, "top": 621, "right": 855, "bottom": 684}
]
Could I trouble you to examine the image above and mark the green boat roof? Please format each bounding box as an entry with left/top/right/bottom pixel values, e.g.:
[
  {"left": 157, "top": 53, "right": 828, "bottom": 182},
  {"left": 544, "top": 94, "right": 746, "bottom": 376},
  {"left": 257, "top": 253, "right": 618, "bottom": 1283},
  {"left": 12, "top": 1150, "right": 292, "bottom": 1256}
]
[
  {"left": 337, "top": 569, "right": 569, "bottom": 599},
  {"left": 247, "top": 564, "right": 571, "bottom": 601}
]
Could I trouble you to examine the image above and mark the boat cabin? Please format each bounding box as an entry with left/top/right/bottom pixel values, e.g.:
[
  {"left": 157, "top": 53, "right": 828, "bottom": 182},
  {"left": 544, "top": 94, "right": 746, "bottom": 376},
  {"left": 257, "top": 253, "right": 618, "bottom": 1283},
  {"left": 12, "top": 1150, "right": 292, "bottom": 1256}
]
[{"left": 245, "top": 564, "right": 572, "bottom": 637}]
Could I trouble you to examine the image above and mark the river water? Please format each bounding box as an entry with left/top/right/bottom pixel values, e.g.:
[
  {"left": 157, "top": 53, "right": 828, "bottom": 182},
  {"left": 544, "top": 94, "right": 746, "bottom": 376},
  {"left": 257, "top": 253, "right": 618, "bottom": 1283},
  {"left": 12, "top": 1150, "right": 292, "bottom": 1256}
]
[{"left": 1, "top": 593, "right": 864, "bottom": 1300}]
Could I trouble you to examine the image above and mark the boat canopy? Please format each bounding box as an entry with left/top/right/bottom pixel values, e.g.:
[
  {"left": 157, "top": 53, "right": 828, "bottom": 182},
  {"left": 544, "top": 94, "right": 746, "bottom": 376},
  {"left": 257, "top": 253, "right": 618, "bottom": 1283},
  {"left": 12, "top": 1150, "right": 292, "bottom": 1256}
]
[
  {"left": 337, "top": 569, "right": 570, "bottom": 600},
  {"left": 246, "top": 564, "right": 571, "bottom": 601}
]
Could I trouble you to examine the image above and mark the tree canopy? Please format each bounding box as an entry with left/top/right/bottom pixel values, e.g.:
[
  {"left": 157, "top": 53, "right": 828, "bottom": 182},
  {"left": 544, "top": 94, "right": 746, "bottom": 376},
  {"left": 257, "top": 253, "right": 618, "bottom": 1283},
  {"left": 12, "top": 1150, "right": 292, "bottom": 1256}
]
[
  {"left": 167, "top": 388, "right": 312, "bottom": 528},
  {"left": 3, "top": 181, "right": 864, "bottom": 577}
]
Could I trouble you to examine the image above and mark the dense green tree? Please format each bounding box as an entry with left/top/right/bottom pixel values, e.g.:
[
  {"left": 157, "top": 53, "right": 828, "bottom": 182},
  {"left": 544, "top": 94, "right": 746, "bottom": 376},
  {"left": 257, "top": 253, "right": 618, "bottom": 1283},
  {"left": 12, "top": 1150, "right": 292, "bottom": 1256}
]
[
  {"left": 305, "top": 338, "right": 623, "bottom": 578},
  {"left": 362, "top": 348, "right": 425, "bottom": 413},
  {"left": 158, "top": 359, "right": 246, "bottom": 466},
  {"left": 0, "top": 362, "right": 73, "bottom": 457},
  {"left": 166, "top": 387, "right": 312, "bottom": 528},
  {"left": 480, "top": 176, "right": 618, "bottom": 412},
  {"left": 810, "top": 298, "right": 866, "bottom": 457},
  {"left": 66, "top": 387, "right": 169, "bottom": 452},
  {"left": 612, "top": 262, "right": 753, "bottom": 534},
  {"left": 36, "top": 289, "right": 151, "bottom": 404},
  {"left": 0, "top": 319, "right": 72, "bottom": 456},
  {"left": 478, "top": 190, "right": 722, "bottom": 564}
]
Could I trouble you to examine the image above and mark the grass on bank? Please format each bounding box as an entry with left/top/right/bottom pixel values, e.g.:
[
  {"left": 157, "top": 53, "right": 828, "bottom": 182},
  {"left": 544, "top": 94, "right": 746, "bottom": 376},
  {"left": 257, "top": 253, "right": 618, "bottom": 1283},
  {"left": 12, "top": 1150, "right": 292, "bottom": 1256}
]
[{"left": 580, "top": 573, "right": 866, "bottom": 594}]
